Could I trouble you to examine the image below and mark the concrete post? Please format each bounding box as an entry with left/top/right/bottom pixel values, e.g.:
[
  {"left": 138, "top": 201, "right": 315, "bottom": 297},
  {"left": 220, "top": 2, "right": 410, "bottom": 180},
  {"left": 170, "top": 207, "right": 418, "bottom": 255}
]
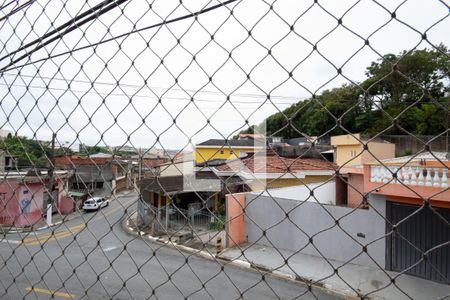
[
  {"left": 157, "top": 192, "right": 161, "bottom": 223},
  {"left": 46, "top": 204, "right": 52, "bottom": 226},
  {"left": 165, "top": 195, "right": 170, "bottom": 230}
]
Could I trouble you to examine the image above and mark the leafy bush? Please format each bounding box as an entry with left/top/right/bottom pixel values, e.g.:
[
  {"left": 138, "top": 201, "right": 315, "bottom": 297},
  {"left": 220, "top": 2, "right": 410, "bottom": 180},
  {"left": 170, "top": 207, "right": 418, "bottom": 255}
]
[{"left": 210, "top": 215, "right": 225, "bottom": 231}]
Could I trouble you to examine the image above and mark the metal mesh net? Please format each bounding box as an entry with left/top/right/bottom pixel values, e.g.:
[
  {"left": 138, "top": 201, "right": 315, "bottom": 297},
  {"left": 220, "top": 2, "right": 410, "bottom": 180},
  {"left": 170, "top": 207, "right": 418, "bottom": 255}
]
[{"left": 0, "top": 0, "right": 449, "bottom": 299}]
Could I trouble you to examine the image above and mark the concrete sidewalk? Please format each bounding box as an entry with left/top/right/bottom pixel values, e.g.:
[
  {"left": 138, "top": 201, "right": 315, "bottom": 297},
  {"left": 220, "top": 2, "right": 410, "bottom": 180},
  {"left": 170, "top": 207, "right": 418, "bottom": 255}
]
[{"left": 219, "top": 243, "right": 450, "bottom": 300}]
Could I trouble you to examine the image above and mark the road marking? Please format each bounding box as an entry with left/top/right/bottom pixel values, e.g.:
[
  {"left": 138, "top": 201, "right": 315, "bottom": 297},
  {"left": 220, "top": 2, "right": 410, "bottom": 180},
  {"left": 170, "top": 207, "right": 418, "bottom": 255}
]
[
  {"left": 15, "top": 197, "right": 136, "bottom": 247},
  {"left": 25, "top": 287, "right": 76, "bottom": 299},
  {"left": 0, "top": 239, "right": 21, "bottom": 244},
  {"left": 22, "top": 223, "right": 85, "bottom": 242},
  {"left": 102, "top": 246, "right": 118, "bottom": 252},
  {"left": 22, "top": 224, "right": 86, "bottom": 246}
]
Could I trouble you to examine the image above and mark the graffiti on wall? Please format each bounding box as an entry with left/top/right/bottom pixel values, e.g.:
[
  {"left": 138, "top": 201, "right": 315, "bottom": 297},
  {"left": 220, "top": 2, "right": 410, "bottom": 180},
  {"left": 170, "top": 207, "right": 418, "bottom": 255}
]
[{"left": 20, "top": 190, "right": 32, "bottom": 214}]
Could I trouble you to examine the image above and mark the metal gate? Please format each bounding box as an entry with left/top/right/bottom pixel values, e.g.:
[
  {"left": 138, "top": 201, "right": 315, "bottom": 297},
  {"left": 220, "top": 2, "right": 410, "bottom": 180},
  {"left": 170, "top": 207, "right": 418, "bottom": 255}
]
[{"left": 387, "top": 202, "right": 450, "bottom": 283}]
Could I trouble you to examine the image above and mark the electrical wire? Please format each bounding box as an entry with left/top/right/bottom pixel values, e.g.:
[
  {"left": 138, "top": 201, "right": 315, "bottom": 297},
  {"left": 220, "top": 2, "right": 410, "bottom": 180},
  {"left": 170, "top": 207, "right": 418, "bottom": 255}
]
[
  {"left": 0, "top": 82, "right": 297, "bottom": 106},
  {"left": 0, "top": 0, "right": 240, "bottom": 73},
  {"left": 0, "top": 0, "right": 34, "bottom": 23},
  {"left": 1, "top": 73, "right": 303, "bottom": 101},
  {"left": 0, "top": 0, "right": 129, "bottom": 69},
  {"left": 0, "top": 0, "right": 18, "bottom": 11}
]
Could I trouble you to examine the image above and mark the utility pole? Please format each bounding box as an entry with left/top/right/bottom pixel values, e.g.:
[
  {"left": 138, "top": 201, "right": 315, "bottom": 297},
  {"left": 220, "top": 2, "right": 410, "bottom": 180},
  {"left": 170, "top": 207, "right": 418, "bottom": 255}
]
[
  {"left": 46, "top": 133, "right": 56, "bottom": 226},
  {"left": 138, "top": 147, "right": 142, "bottom": 180}
]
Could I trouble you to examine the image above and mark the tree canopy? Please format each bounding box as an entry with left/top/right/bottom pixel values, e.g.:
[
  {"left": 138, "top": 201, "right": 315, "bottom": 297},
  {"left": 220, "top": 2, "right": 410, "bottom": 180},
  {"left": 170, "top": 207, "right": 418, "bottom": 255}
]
[
  {"left": 243, "top": 46, "right": 449, "bottom": 138},
  {"left": 0, "top": 135, "right": 50, "bottom": 167}
]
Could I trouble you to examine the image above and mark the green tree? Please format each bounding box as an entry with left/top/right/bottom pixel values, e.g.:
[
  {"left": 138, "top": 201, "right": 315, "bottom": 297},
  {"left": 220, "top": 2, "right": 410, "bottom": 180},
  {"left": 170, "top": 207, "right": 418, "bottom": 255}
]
[
  {"left": 0, "top": 135, "right": 50, "bottom": 167},
  {"left": 240, "top": 46, "right": 449, "bottom": 138}
]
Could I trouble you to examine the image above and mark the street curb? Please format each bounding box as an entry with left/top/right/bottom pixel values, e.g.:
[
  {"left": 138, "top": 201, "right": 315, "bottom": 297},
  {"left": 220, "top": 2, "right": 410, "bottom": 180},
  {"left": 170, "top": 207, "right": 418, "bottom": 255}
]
[{"left": 121, "top": 211, "right": 363, "bottom": 300}]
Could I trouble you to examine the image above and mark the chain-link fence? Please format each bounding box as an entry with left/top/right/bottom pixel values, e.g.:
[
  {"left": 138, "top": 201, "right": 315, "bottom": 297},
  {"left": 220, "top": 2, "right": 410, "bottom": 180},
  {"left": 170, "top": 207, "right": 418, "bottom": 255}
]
[{"left": 0, "top": 0, "right": 449, "bottom": 299}]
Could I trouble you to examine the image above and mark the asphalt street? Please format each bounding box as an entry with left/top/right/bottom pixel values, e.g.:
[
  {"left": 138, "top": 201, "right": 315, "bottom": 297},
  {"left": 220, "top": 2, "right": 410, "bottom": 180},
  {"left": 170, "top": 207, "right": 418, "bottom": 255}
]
[{"left": 0, "top": 192, "right": 339, "bottom": 300}]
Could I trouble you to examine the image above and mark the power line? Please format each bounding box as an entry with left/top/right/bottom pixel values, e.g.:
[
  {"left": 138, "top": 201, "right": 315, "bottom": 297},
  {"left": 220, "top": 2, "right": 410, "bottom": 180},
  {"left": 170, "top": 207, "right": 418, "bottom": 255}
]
[
  {"left": 0, "top": 0, "right": 122, "bottom": 62},
  {"left": 0, "top": 0, "right": 129, "bottom": 69},
  {"left": 0, "top": 0, "right": 240, "bottom": 73},
  {"left": 0, "top": 0, "right": 34, "bottom": 23},
  {"left": 0, "top": 82, "right": 296, "bottom": 106},
  {"left": 0, "top": 0, "right": 18, "bottom": 11},
  {"left": 1, "top": 72, "right": 305, "bottom": 101}
]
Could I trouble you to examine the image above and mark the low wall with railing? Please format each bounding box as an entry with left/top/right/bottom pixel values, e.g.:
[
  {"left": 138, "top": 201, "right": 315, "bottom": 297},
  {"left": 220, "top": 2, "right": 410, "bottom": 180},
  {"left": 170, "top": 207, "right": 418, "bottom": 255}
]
[
  {"left": 364, "top": 165, "right": 450, "bottom": 205},
  {"left": 370, "top": 165, "right": 449, "bottom": 188}
]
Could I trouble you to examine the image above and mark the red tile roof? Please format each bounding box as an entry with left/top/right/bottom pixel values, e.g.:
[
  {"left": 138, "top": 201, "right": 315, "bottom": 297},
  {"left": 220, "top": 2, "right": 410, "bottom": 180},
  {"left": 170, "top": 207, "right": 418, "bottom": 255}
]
[{"left": 214, "top": 152, "right": 337, "bottom": 174}]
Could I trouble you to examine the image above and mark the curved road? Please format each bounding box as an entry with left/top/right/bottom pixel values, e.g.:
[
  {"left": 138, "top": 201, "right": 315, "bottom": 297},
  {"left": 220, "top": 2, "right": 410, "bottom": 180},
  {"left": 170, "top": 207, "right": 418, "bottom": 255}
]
[{"left": 0, "top": 192, "right": 339, "bottom": 299}]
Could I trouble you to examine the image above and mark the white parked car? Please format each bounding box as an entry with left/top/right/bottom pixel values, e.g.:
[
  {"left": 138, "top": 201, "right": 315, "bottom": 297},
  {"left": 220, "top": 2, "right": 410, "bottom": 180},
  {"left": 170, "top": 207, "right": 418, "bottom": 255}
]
[{"left": 82, "top": 197, "right": 109, "bottom": 211}]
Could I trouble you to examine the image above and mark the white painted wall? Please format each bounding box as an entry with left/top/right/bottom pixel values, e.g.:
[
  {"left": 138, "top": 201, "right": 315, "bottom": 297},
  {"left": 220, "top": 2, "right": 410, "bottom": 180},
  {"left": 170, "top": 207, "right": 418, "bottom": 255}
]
[{"left": 250, "top": 181, "right": 336, "bottom": 205}]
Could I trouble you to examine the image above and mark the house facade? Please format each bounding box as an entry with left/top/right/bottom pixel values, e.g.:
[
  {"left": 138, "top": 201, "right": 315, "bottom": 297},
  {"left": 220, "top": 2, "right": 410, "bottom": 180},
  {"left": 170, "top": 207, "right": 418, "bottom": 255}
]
[
  {"left": 0, "top": 170, "right": 73, "bottom": 227},
  {"left": 194, "top": 139, "right": 266, "bottom": 165},
  {"left": 212, "top": 150, "right": 337, "bottom": 191},
  {"left": 331, "top": 133, "right": 395, "bottom": 166},
  {"left": 54, "top": 155, "right": 132, "bottom": 196},
  {"left": 225, "top": 151, "right": 449, "bottom": 284},
  {"left": 362, "top": 152, "right": 450, "bottom": 283}
]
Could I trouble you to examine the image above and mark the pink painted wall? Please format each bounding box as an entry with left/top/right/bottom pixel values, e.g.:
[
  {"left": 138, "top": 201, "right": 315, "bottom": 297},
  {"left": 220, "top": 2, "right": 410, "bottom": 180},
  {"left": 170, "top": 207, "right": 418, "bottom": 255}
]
[
  {"left": 347, "top": 173, "right": 364, "bottom": 208},
  {"left": 58, "top": 196, "right": 75, "bottom": 214},
  {"left": 0, "top": 181, "right": 20, "bottom": 225},
  {"left": 0, "top": 181, "right": 45, "bottom": 227},
  {"left": 226, "top": 193, "right": 246, "bottom": 247}
]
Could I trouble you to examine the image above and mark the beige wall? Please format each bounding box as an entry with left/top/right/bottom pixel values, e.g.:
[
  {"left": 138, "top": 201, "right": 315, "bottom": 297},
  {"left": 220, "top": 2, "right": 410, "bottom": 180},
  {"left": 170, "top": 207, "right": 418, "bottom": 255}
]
[
  {"left": 332, "top": 134, "right": 396, "bottom": 167},
  {"left": 331, "top": 133, "right": 361, "bottom": 146},
  {"left": 361, "top": 142, "right": 396, "bottom": 164},
  {"left": 334, "top": 144, "right": 362, "bottom": 166}
]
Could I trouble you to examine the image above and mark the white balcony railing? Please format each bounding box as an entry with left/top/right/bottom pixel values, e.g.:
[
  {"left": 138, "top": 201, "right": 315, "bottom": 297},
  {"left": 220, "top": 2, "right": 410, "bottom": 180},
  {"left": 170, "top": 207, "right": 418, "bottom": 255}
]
[{"left": 370, "top": 165, "right": 449, "bottom": 188}]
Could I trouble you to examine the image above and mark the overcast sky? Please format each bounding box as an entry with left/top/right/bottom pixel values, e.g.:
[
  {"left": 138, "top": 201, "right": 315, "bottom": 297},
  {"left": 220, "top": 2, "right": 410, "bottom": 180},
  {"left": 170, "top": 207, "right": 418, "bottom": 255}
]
[{"left": 0, "top": 0, "right": 449, "bottom": 152}]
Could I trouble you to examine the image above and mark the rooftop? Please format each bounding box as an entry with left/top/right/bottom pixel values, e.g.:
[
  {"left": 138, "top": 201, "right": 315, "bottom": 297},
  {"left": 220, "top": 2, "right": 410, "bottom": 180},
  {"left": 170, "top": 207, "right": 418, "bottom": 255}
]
[
  {"left": 214, "top": 152, "right": 337, "bottom": 174},
  {"left": 196, "top": 139, "right": 266, "bottom": 148}
]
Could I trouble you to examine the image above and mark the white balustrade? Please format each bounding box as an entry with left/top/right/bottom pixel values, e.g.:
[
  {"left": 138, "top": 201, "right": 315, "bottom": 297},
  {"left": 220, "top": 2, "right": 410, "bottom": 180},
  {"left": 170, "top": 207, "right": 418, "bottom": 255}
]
[
  {"left": 442, "top": 170, "right": 449, "bottom": 188},
  {"left": 396, "top": 166, "right": 403, "bottom": 184},
  {"left": 410, "top": 167, "right": 417, "bottom": 186},
  {"left": 417, "top": 168, "right": 425, "bottom": 186},
  {"left": 425, "top": 167, "right": 433, "bottom": 187},
  {"left": 433, "top": 168, "right": 440, "bottom": 188},
  {"left": 403, "top": 167, "right": 410, "bottom": 185},
  {"left": 370, "top": 165, "right": 449, "bottom": 189}
]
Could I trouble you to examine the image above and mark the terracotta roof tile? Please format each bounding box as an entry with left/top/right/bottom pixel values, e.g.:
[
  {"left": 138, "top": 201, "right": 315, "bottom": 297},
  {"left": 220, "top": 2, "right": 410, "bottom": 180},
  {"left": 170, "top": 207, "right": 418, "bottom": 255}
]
[{"left": 215, "top": 153, "right": 337, "bottom": 174}]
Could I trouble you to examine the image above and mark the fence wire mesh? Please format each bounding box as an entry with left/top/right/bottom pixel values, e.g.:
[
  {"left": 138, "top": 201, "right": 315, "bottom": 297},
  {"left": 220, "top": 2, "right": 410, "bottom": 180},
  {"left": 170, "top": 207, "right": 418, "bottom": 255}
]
[{"left": 0, "top": 0, "right": 449, "bottom": 299}]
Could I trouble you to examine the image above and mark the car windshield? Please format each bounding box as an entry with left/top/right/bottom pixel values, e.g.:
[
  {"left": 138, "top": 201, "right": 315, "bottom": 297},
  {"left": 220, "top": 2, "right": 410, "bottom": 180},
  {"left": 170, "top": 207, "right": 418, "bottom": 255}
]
[{"left": 85, "top": 200, "right": 94, "bottom": 204}]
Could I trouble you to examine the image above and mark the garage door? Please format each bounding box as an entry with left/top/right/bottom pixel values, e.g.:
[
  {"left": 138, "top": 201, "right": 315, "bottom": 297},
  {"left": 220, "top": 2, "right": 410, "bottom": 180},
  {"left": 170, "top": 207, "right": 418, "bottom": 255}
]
[{"left": 386, "top": 202, "right": 450, "bottom": 283}]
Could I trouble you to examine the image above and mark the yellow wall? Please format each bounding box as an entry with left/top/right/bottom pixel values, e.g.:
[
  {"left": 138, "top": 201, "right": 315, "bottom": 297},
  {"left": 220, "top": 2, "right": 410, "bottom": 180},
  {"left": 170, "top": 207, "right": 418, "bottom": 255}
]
[
  {"left": 247, "top": 175, "right": 333, "bottom": 191},
  {"left": 335, "top": 144, "right": 362, "bottom": 166},
  {"left": 195, "top": 147, "right": 256, "bottom": 164}
]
